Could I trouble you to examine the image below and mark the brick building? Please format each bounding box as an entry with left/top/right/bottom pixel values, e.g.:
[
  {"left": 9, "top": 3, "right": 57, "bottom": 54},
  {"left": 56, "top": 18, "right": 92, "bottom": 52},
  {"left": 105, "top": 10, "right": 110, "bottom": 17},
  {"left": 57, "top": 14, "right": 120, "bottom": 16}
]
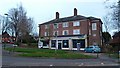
[{"left": 39, "top": 8, "right": 103, "bottom": 50}]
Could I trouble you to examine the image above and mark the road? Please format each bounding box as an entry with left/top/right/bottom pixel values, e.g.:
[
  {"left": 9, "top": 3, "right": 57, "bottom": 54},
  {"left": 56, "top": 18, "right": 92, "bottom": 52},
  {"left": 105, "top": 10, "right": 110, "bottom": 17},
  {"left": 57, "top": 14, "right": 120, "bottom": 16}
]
[
  {"left": 1, "top": 44, "right": 120, "bottom": 68},
  {"left": 2, "top": 50, "right": 120, "bottom": 66}
]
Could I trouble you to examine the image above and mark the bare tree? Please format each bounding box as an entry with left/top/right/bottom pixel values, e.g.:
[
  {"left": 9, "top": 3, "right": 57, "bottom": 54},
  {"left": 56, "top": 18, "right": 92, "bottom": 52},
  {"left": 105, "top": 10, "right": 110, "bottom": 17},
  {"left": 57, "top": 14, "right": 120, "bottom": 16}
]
[
  {"left": 112, "top": 0, "right": 120, "bottom": 31},
  {"left": 7, "top": 4, "right": 34, "bottom": 43},
  {"left": 2, "top": 15, "right": 9, "bottom": 34},
  {"left": 103, "top": 0, "right": 120, "bottom": 33},
  {"left": 105, "top": 0, "right": 120, "bottom": 32},
  {"left": 103, "top": 13, "right": 113, "bottom": 32}
]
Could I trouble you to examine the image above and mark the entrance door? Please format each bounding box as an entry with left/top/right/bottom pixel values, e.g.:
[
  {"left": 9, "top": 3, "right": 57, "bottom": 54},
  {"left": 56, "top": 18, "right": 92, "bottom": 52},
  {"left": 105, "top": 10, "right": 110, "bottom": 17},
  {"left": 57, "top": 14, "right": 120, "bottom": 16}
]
[{"left": 58, "top": 43, "right": 62, "bottom": 49}]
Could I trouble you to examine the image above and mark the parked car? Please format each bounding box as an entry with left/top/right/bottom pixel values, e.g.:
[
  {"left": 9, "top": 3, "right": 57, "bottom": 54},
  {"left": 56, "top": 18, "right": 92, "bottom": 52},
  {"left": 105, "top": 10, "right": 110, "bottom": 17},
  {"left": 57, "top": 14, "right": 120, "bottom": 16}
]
[
  {"left": 84, "top": 45, "right": 101, "bottom": 53},
  {"left": 38, "top": 40, "right": 43, "bottom": 48}
]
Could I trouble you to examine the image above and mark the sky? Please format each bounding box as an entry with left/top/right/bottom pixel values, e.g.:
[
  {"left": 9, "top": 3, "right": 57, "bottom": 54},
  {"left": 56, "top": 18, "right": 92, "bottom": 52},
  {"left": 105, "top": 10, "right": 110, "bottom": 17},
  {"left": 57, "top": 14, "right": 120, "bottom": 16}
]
[{"left": 0, "top": 0, "right": 118, "bottom": 35}]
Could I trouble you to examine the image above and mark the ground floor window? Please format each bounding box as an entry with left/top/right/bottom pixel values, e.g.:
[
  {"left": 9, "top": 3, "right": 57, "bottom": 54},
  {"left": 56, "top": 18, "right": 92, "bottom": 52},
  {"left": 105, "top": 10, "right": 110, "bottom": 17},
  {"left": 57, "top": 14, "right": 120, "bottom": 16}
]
[
  {"left": 51, "top": 40, "right": 56, "bottom": 47},
  {"left": 62, "top": 40, "right": 69, "bottom": 48},
  {"left": 42, "top": 40, "right": 49, "bottom": 46},
  {"left": 73, "top": 39, "right": 77, "bottom": 48},
  {"left": 72, "top": 39, "right": 85, "bottom": 48}
]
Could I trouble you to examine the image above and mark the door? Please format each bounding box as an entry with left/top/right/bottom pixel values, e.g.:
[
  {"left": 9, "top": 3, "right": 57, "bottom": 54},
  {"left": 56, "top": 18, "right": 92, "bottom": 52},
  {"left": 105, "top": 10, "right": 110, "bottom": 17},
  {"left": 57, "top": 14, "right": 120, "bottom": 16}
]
[{"left": 58, "top": 43, "right": 62, "bottom": 49}]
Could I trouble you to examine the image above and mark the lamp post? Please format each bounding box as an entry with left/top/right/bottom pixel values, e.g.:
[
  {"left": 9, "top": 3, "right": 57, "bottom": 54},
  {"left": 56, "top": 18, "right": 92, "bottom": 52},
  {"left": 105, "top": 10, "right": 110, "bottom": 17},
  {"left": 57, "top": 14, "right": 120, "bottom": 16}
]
[
  {"left": 3, "top": 14, "right": 9, "bottom": 49},
  {"left": 54, "top": 23, "right": 57, "bottom": 53}
]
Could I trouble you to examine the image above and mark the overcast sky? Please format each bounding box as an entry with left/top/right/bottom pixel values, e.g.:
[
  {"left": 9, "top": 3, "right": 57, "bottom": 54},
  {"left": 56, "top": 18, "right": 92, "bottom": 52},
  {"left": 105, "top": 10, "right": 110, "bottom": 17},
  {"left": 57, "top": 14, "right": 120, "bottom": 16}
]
[{"left": 0, "top": 0, "right": 118, "bottom": 35}]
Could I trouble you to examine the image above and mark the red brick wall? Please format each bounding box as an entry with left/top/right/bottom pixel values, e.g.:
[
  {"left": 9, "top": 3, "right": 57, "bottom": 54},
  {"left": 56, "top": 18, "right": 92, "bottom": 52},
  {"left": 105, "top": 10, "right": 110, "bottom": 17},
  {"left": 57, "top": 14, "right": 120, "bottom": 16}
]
[
  {"left": 88, "top": 20, "right": 102, "bottom": 46},
  {"left": 39, "top": 19, "right": 102, "bottom": 46},
  {"left": 39, "top": 25, "right": 45, "bottom": 37},
  {"left": 49, "top": 20, "right": 89, "bottom": 36}
]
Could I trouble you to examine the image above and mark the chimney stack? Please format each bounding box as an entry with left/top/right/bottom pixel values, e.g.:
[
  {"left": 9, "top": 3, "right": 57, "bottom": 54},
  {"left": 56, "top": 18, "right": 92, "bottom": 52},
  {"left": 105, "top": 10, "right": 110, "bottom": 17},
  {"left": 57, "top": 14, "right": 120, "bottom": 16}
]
[
  {"left": 74, "top": 8, "right": 77, "bottom": 16},
  {"left": 56, "top": 12, "right": 59, "bottom": 19}
]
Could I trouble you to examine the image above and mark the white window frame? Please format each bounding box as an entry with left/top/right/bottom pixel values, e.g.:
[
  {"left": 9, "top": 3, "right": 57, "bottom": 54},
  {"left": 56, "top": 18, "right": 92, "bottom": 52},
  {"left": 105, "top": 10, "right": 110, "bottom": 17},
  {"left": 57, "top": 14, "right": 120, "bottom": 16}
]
[
  {"left": 53, "top": 31, "right": 58, "bottom": 36},
  {"left": 62, "top": 30, "right": 68, "bottom": 35},
  {"left": 63, "top": 22, "right": 68, "bottom": 27},
  {"left": 45, "top": 25, "right": 48, "bottom": 29},
  {"left": 73, "top": 21, "right": 80, "bottom": 26},
  {"left": 73, "top": 29, "right": 80, "bottom": 35},
  {"left": 53, "top": 23, "right": 58, "bottom": 29},
  {"left": 44, "top": 32, "right": 49, "bottom": 36},
  {"left": 92, "top": 23, "right": 97, "bottom": 30},
  {"left": 44, "top": 32, "right": 47, "bottom": 36},
  {"left": 89, "top": 29, "right": 91, "bottom": 35},
  {"left": 93, "top": 34, "right": 96, "bottom": 37}
]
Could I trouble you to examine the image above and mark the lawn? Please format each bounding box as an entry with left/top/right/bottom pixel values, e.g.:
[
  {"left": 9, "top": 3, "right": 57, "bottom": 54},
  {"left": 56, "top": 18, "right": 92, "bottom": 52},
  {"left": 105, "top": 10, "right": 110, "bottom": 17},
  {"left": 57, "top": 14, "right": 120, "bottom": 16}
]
[
  {"left": 5, "top": 47, "right": 95, "bottom": 59},
  {"left": 106, "top": 52, "right": 120, "bottom": 58}
]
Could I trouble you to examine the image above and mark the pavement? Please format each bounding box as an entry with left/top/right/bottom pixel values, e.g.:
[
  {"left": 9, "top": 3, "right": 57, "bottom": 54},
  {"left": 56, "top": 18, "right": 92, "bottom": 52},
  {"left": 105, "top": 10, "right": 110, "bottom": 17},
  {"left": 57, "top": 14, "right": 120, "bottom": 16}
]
[
  {"left": 1, "top": 43, "right": 120, "bottom": 67},
  {"left": 2, "top": 49, "right": 120, "bottom": 67}
]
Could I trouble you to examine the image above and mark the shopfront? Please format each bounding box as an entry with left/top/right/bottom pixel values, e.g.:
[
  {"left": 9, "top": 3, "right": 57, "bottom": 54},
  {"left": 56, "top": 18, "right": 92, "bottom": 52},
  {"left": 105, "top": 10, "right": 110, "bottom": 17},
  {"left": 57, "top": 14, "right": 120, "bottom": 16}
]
[{"left": 50, "top": 34, "right": 87, "bottom": 50}]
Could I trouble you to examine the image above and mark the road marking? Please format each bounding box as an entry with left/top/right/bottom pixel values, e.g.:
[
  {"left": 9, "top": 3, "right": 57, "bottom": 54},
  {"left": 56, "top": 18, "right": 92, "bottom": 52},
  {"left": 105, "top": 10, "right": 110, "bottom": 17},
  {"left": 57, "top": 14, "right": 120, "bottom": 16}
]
[
  {"left": 81, "top": 63, "right": 84, "bottom": 65},
  {"left": 101, "top": 62, "right": 104, "bottom": 65},
  {"left": 78, "top": 63, "right": 84, "bottom": 66},
  {"left": 50, "top": 64, "right": 53, "bottom": 66},
  {"left": 78, "top": 65, "right": 81, "bottom": 66}
]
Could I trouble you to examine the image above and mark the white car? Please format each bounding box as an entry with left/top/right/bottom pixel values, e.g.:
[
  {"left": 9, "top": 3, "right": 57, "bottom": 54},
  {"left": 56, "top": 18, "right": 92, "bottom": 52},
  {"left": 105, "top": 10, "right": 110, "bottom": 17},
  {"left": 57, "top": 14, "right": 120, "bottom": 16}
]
[{"left": 38, "top": 41, "right": 43, "bottom": 48}]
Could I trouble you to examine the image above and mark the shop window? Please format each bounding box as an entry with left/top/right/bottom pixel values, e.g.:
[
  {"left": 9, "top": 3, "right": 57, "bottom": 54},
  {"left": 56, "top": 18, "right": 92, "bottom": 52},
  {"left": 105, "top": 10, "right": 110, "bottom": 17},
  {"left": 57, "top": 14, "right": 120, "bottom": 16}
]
[
  {"left": 62, "top": 40, "right": 69, "bottom": 48},
  {"left": 51, "top": 40, "right": 56, "bottom": 47},
  {"left": 72, "top": 39, "right": 85, "bottom": 48}
]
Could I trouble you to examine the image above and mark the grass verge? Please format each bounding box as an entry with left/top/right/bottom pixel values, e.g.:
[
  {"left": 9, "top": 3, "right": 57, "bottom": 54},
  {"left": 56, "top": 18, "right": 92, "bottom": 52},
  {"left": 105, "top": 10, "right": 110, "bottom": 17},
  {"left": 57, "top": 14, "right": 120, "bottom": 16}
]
[
  {"left": 5, "top": 47, "right": 95, "bottom": 59},
  {"left": 106, "top": 52, "right": 120, "bottom": 58}
]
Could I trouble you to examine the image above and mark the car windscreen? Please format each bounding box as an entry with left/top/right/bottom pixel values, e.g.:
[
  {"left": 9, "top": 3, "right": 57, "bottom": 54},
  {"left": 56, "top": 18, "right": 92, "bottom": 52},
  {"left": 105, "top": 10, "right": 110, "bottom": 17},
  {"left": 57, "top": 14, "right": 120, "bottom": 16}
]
[{"left": 89, "top": 47, "right": 93, "bottom": 48}]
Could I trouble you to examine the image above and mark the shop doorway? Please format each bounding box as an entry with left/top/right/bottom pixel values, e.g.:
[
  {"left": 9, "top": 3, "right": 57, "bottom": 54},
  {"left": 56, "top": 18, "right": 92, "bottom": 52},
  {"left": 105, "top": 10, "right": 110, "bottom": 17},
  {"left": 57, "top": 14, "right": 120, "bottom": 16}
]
[{"left": 58, "top": 43, "right": 62, "bottom": 49}]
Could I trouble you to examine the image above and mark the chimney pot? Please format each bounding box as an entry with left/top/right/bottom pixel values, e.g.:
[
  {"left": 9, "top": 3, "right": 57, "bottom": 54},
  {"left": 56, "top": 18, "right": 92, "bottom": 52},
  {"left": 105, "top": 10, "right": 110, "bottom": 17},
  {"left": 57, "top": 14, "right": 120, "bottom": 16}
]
[
  {"left": 56, "top": 12, "right": 59, "bottom": 19},
  {"left": 74, "top": 8, "right": 77, "bottom": 16}
]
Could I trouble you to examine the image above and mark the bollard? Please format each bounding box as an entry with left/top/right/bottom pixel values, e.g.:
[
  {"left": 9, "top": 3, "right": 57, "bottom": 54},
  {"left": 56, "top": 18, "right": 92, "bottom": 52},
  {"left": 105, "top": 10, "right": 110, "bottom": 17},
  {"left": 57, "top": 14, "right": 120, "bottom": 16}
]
[
  {"left": 97, "top": 52, "right": 99, "bottom": 58},
  {"left": 12, "top": 44, "right": 17, "bottom": 52},
  {"left": 3, "top": 43, "right": 6, "bottom": 49}
]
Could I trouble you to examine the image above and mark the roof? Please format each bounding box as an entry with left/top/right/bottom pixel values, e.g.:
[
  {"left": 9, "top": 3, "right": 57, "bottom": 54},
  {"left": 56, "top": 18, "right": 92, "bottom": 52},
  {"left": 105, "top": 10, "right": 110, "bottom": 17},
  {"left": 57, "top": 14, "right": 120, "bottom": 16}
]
[
  {"left": 2, "top": 31, "right": 10, "bottom": 38},
  {"left": 109, "top": 31, "right": 120, "bottom": 44},
  {"left": 87, "top": 17, "right": 100, "bottom": 20},
  {"left": 113, "top": 31, "right": 120, "bottom": 38},
  {"left": 39, "top": 15, "right": 101, "bottom": 25},
  {"left": 109, "top": 37, "right": 120, "bottom": 44}
]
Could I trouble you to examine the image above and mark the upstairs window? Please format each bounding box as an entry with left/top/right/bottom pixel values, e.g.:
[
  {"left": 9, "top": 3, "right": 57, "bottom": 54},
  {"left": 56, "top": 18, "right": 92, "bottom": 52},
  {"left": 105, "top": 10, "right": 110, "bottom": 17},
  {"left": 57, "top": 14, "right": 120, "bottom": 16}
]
[
  {"left": 53, "top": 31, "right": 58, "bottom": 36},
  {"left": 63, "top": 22, "right": 68, "bottom": 27},
  {"left": 53, "top": 23, "right": 58, "bottom": 29},
  {"left": 45, "top": 25, "right": 48, "bottom": 29},
  {"left": 73, "top": 21, "right": 80, "bottom": 26},
  {"left": 73, "top": 29, "right": 80, "bottom": 35},
  {"left": 44, "top": 32, "right": 49, "bottom": 36},
  {"left": 92, "top": 23, "right": 97, "bottom": 30},
  {"left": 44, "top": 32, "right": 47, "bottom": 36},
  {"left": 62, "top": 30, "right": 68, "bottom": 35},
  {"left": 93, "top": 34, "right": 96, "bottom": 37}
]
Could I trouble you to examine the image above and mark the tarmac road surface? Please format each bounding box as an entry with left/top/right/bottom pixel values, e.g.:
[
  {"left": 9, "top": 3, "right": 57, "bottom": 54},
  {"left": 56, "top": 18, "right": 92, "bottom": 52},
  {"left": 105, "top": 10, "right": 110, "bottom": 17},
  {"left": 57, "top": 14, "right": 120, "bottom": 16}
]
[
  {"left": 1, "top": 44, "right": 120, "bottom": 68},
  {"left": 2, "top": 50, "right": 119, "bottom": 67}
]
